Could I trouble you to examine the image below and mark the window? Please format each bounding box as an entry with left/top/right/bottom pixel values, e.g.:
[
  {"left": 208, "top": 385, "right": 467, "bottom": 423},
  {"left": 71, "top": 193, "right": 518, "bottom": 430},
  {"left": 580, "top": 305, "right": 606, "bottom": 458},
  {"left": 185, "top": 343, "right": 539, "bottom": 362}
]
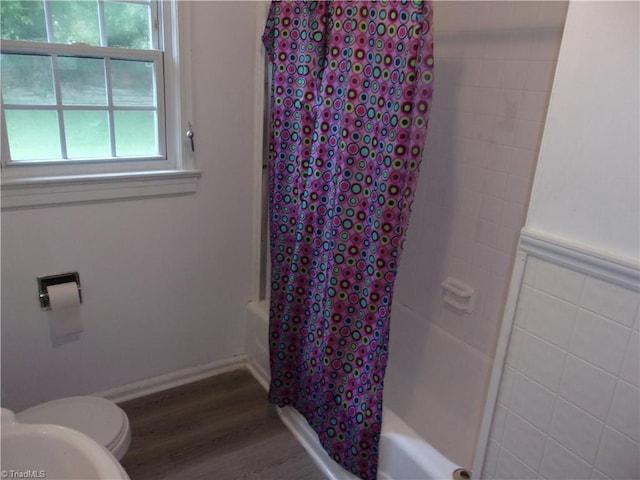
[{"left": 0, "top": 0, "right": 199, "bottom": 208}]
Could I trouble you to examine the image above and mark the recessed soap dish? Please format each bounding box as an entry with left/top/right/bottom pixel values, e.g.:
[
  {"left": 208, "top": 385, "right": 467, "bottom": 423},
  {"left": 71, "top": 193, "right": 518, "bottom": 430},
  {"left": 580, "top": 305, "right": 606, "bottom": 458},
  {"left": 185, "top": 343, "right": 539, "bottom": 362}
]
[{"left": 441, "top": 277, "right": 475, "bottom": 313}]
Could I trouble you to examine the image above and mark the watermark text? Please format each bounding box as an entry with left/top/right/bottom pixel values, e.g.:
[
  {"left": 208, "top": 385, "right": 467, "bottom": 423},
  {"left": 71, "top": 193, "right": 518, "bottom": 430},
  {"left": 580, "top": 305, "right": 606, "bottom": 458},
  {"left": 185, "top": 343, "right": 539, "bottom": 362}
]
[{"left": 1, "top": 471, "right": 46, "bottom": 479}]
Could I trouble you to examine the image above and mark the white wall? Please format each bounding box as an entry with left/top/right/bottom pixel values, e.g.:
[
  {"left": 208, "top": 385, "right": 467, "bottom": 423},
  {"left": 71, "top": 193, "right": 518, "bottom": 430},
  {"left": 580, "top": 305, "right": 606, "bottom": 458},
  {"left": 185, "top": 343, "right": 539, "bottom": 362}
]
[
  {"left": 482, "top": 3, "right": 640, "bottom": 478},
  {"left": 526, "top": 1, "right": 640, "bottom": 261},
  {"left": 1, "top": 1, "right": 261, "bottom": 411},
  {"left": 387, "top": 1, "right": 568, "bottom": 468}
]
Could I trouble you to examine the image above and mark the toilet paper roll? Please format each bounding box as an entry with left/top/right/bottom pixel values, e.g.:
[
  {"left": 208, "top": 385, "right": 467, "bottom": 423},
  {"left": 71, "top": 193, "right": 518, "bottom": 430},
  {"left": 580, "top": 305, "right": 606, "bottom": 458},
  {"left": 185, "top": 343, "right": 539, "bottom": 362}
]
[{"left": 47, "top": 282, "right": 83, "bottom": 337}]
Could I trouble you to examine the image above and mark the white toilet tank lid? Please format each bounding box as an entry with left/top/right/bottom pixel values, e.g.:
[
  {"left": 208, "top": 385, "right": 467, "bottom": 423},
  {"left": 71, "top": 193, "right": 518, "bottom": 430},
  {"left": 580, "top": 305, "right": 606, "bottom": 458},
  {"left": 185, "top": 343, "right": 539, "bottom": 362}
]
[{"left": 16, "top": 396, "right": 128, "bottom": 450}]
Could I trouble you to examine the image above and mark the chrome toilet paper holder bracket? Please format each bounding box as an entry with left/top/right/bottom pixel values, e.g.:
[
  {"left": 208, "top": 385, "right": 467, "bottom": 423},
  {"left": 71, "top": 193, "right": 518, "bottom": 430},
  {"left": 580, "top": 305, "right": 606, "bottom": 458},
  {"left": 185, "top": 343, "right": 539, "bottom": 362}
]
[{"left": 37, "top": 272, "right": 82, "bottom": 310}]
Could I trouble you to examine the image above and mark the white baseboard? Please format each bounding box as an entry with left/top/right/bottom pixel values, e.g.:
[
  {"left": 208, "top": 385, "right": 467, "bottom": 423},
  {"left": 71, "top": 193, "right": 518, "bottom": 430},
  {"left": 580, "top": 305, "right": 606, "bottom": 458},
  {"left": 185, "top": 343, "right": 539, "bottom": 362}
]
[
  {"left": 95, "top": 355, "right": 247, "bottom": 403},
  {"left": 247, "top": 362, "right": 270, "bottom": 391}
]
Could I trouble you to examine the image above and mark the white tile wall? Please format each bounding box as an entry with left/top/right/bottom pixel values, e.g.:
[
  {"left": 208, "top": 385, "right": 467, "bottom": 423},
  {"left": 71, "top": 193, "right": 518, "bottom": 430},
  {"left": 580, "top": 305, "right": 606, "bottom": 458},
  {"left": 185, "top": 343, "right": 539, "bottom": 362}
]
[
  {"left": 518, "top": 332, "right": 565, "bottom": 390},
  {"left": 595, "top": 427, "right": 640, "bottom": 480},
  {"left": 483, "top": 256, "right": 640, "bottom": 480},
  {"left": 388, "top": 0, "right": 569, "bottom": 468},
  {"left": 559, "top": 355, "right": 617, "bottom": 421},
  {"left": 510, "top": 372, "right": 556, "bottom": 432},
  {"left": 396, "top": 0, "right": 568, "bottom": 348},
  {"left": 620, "top": 330, "right": 639, "bottom": 387},
  {"left": 525, "top": 289, "right": 577, "bottom": 348},
  {"left": 540, "top": 438, "right": 592, "bottom": 480},
  {"left": 581, "top": 277, "right": 639, "bottom": 327},
  {"left": 503, "top": 411, "right": 546, "bottom": 470}
]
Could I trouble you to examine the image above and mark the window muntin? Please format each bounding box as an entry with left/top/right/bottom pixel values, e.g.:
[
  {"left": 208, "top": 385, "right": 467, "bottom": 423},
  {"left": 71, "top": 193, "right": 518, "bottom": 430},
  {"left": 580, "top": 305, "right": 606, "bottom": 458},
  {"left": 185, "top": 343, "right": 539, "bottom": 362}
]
[
  {"left": 0, "top": 0, "right": 157, "bottom": 49},
  {"left": 0, "top": 0, "right": 165, "bottom": 166}
]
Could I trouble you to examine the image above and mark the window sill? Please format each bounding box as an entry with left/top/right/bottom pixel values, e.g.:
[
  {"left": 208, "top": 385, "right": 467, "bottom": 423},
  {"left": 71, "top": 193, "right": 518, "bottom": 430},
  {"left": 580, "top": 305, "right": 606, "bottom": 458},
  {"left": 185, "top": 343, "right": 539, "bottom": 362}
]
[{"left": 1, "top": 169, "right": 201, "bottom": 210}]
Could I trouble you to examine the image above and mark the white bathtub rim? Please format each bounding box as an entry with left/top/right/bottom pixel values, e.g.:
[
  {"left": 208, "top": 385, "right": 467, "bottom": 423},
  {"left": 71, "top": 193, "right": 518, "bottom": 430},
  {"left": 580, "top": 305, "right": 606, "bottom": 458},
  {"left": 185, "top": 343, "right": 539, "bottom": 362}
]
[
  {"left": 276, "top": 403, "right": 461, "bottom": 480},
  {"left": 380, "top": 408, "right": 460, "bottom": 479}
]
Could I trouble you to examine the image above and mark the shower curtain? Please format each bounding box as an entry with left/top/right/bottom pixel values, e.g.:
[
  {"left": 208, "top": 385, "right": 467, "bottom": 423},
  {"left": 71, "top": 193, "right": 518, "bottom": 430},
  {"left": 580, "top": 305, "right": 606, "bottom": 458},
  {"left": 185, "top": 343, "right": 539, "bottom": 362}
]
[{"left": 263, "top": 2, "right": 434, "bottom": 479}]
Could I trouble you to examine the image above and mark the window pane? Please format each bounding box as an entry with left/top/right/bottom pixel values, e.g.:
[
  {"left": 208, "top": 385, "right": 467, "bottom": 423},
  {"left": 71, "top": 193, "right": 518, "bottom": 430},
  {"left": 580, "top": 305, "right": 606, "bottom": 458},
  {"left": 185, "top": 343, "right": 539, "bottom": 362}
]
[
  {"left": 104, "top": 1, "right": 152, "bottom": 49},
  {"left": 0, "top": 0, "right": 47, "bottom": 42},
  {"left": 114, "top": 111, "right": 158, "bottom": 156},
  {"left": 59, "top": 57, "right": 107, "bottom": 106},
  {"left": 50, "top": 1, "right": 100, "bottom": 46},
  {"left": 1, "top": 54, "right": 56, "bottom": 105},
  {"left": 64, "top": 111, "right": 110, "bottom": 158},
  {"left": 5, "top": 110, "right": 61, "bottom": 160},
  {"left": 111, "top": 60, "right": 155, "bottom": 107}
]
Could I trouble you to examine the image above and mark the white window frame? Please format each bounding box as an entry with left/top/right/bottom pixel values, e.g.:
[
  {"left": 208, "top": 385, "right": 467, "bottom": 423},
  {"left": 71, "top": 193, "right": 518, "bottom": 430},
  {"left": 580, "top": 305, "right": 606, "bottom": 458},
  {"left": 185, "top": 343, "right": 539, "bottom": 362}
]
[{"left": 1, "top": 0, "right": 200, "bottom": 209}]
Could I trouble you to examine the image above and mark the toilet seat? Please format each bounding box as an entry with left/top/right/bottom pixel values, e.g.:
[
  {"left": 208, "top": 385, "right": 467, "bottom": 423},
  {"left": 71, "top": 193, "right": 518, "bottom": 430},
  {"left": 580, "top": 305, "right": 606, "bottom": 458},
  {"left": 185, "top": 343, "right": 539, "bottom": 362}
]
[{"left": 16, "top": 396, "right": 131, "bottom": 460}]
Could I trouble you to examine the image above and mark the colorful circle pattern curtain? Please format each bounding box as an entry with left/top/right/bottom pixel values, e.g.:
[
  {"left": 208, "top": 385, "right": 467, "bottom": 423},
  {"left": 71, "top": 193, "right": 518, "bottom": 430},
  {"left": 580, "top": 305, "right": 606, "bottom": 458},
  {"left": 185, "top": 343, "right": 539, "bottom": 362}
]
[{"left": 263, "top": 2, "right": 434, "bottom": 478}]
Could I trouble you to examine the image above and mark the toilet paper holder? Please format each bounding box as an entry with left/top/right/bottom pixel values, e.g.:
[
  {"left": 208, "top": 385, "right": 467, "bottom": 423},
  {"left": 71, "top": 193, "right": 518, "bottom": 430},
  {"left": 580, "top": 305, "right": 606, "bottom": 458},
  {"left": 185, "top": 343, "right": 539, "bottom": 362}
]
[{"left": 37, "top": 272, "right": 82, "bottom": 310}]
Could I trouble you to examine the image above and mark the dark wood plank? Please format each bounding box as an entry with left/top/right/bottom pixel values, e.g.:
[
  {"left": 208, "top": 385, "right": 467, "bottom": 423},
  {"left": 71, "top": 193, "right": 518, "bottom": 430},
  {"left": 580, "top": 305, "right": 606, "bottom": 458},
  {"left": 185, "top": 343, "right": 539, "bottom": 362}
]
[{"left": 119, "top": 369, "right": 326, "bottom": 480}]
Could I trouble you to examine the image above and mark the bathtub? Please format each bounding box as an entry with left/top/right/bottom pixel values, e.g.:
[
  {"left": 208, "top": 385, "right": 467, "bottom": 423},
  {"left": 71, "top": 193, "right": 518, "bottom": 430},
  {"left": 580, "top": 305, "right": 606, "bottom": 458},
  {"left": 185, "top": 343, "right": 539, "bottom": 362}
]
[
  {"left": 378, "top": 409, "right": 464, "bottom": 480},
  {"left": 278, "top": 403, "right": 464, "bottom": 480},
  {"left": 246, "top": 300, "right": 466, "bottom": 480}
]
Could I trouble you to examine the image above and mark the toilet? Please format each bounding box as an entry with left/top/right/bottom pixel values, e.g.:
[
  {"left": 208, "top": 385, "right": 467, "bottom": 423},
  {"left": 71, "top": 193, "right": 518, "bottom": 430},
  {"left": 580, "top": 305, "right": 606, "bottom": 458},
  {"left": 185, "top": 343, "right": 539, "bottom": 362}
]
[{"left": 15, "top": 396, "right": 131, "bottom": 460}]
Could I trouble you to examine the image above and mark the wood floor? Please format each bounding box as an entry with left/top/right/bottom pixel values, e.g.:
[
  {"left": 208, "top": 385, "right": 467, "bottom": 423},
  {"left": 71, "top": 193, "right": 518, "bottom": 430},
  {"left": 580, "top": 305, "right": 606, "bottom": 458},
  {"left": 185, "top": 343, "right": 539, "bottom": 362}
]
[{"left": 119, "top": 369, "right": 326, "bottom": 480}]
